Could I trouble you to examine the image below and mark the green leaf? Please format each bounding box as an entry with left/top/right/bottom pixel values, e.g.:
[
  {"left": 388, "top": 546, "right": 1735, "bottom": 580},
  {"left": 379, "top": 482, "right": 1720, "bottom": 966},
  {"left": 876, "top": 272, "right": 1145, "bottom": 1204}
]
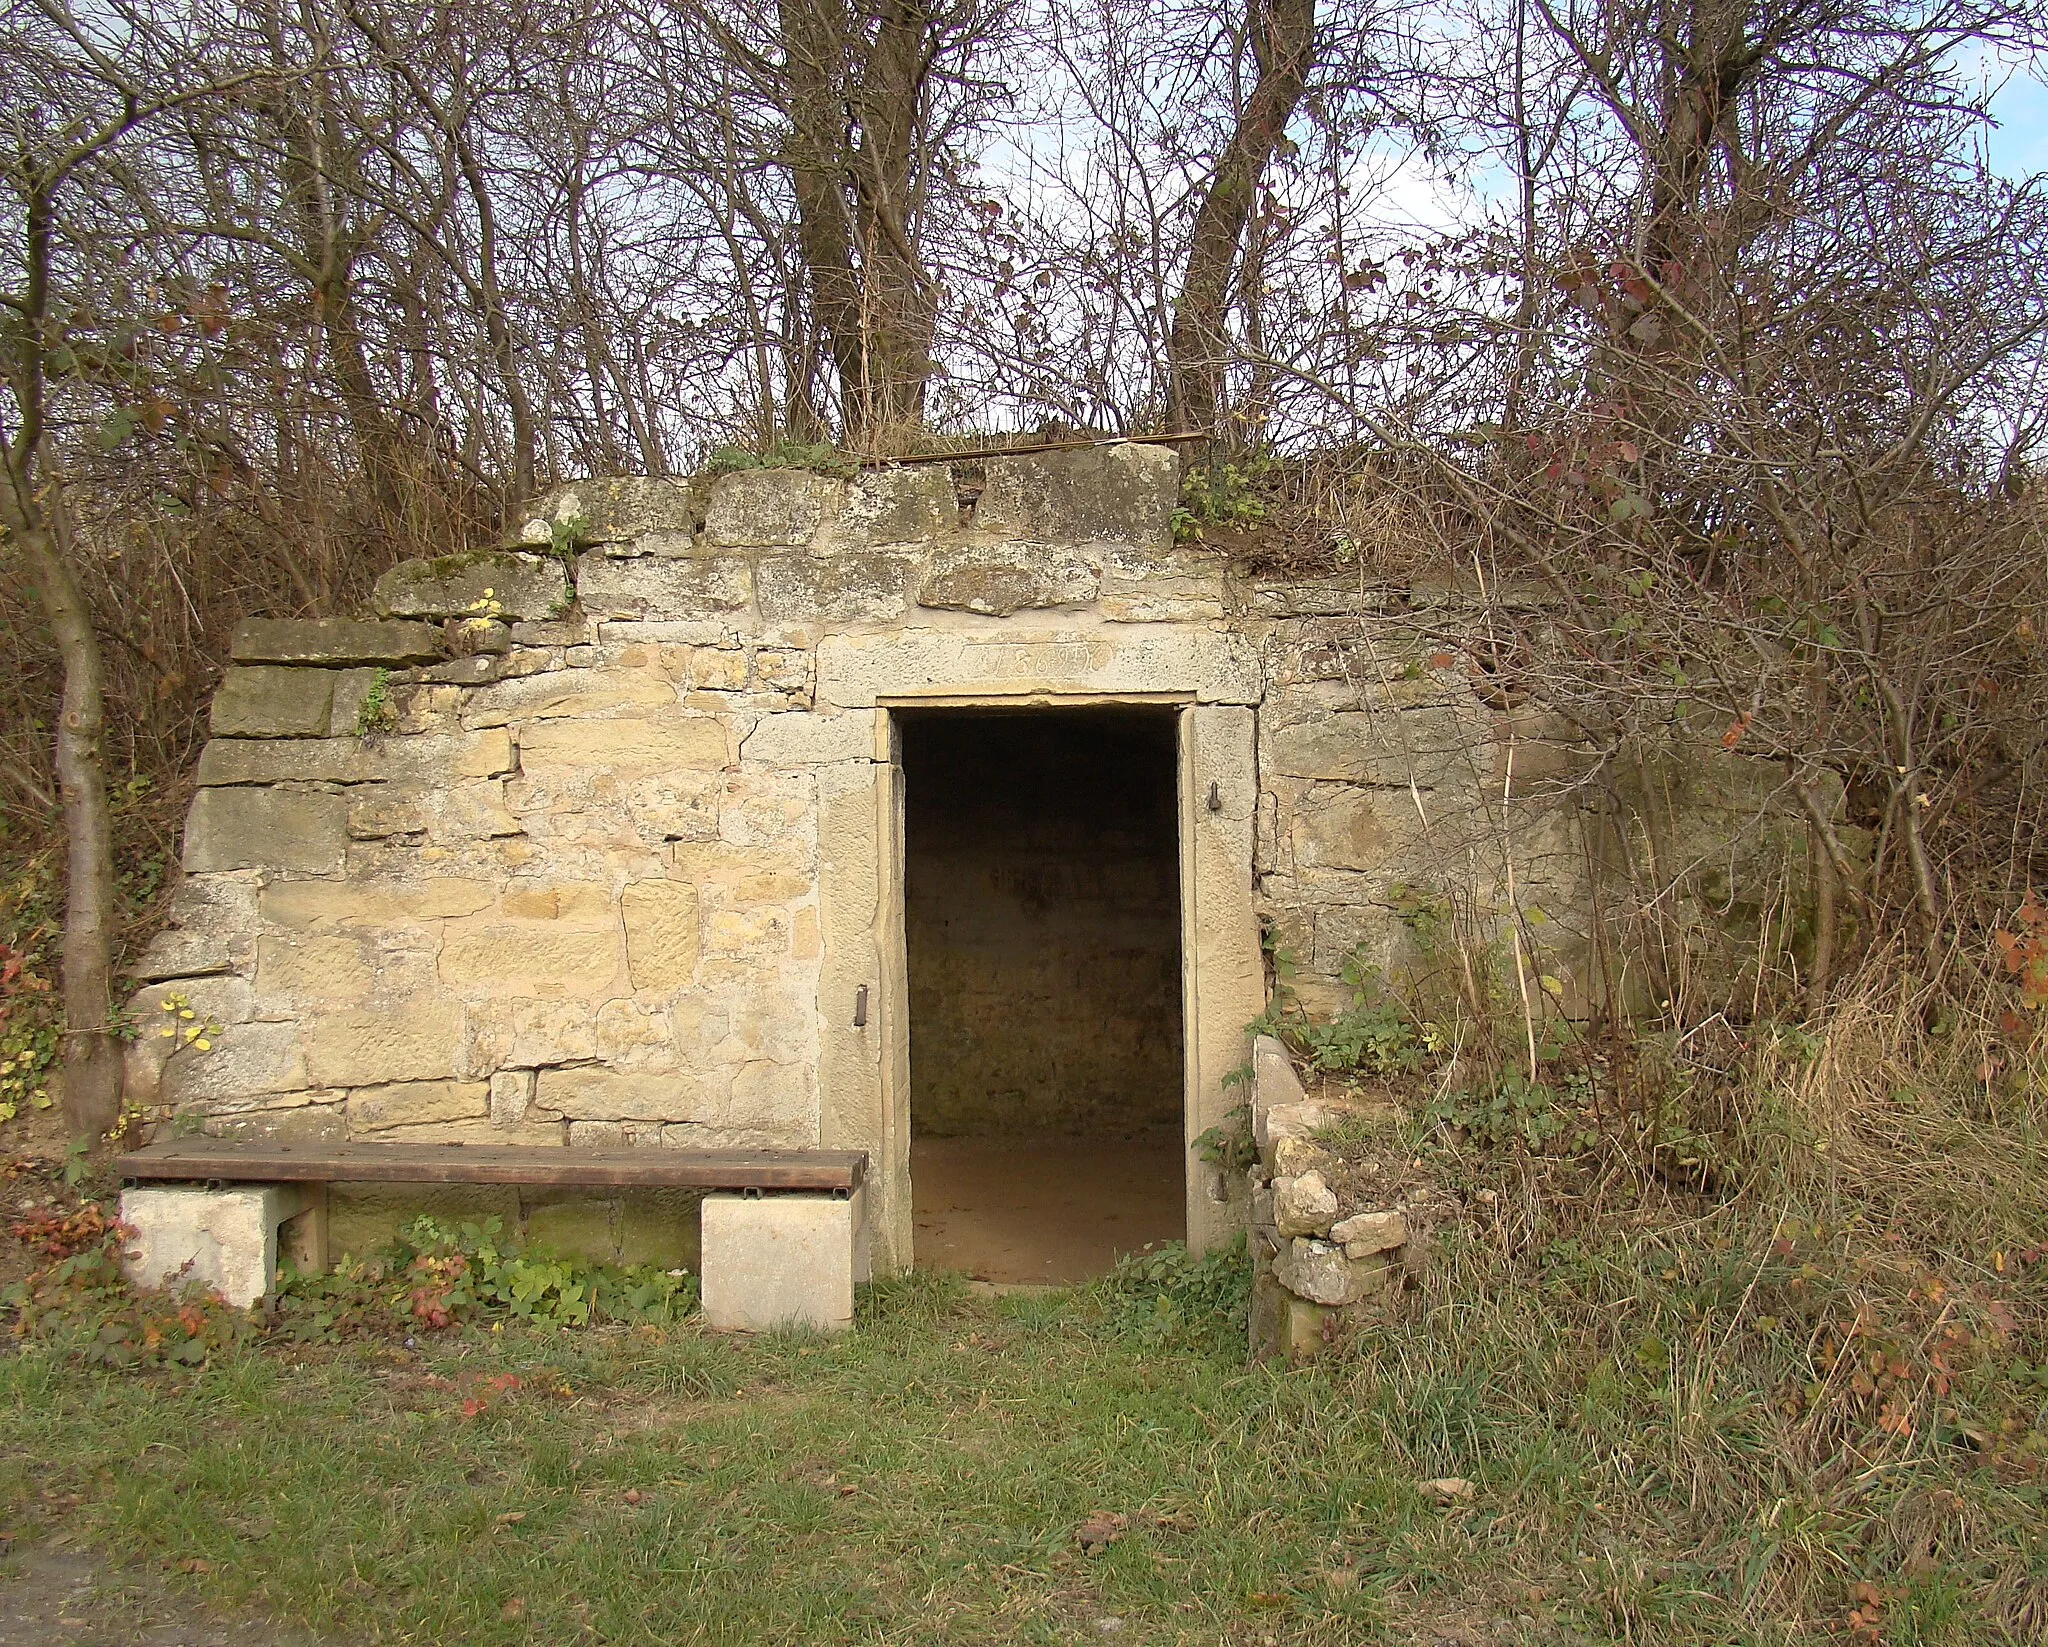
[{"left": 97, "top": 407, "right": 136, "bottom": 450}]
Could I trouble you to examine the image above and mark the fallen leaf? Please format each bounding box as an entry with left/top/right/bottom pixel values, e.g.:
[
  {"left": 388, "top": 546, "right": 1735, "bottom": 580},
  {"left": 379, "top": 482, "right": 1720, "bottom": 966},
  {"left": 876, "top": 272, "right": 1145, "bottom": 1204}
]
[
  {"left": 1417, "top": 1477, "right": 1476, "bottom": 1505},
  {"left": 1075, "top": 1511, "right": 1127, "bottom": 1553},
  {"left": 623, "top": 1489, "right": 642, "bottom": 1505},
  {"left": 494, "top": 1511, "right": 527, "bottom": 1526},
  {"left": 500, "top": 1597, "right": 526, "bottom": 1621}
]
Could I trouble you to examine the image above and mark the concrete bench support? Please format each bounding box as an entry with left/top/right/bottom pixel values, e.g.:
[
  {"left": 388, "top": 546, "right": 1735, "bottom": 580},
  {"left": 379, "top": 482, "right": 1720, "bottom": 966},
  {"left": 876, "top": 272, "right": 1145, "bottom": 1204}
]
[
  {"left": 119, "top": 1182, "right": 325, "bottom": 1308},
  {"left": 700, "top": 1189, "right": 867, "bottom": 1332}
]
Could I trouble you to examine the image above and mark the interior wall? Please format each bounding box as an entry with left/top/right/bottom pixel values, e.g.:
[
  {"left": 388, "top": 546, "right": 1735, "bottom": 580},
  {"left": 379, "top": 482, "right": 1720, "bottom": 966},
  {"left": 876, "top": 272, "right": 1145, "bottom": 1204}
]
[{"left": 901, "top": 709, "right": 1183, "bottom": 1138}]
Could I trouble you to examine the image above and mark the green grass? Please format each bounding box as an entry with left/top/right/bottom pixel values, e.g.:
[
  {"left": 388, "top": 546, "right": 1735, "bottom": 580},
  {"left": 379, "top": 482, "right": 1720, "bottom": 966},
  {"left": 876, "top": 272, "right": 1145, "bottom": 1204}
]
[
  {"left": 2, "top": 1274, "right": 1424, "bottom": 1646},
  {"left": 4, "top": 1228, "right": 2044, "bottom": 1647}
]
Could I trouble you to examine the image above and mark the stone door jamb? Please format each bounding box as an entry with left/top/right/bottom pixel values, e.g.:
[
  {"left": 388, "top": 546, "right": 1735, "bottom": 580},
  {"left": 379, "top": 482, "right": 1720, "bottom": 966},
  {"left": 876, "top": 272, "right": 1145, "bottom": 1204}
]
[{"left": 816, "top": 686, "right": 1264, "bottom": 1274}]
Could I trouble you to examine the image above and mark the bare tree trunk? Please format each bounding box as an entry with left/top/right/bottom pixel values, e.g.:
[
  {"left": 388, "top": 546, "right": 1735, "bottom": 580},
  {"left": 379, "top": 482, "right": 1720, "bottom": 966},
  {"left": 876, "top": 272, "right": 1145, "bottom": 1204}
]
[
  {"left": 781, "top": 0, "right": 868, "bottom": 434},
  {"left": 3, "top": 501, "right": 124, "bottom": 1142},
  {"left": 1167, "top": 0, "right": 1315, "bottom": 439},
  {"left": 779, "top": 0, "right": 939, "bottom": 443},
  {"left": 846, "top": 0, "right": 938, "bottom": 440},
  {"left": 3, "top": 166, "right": 124, "bottom": 1143}
]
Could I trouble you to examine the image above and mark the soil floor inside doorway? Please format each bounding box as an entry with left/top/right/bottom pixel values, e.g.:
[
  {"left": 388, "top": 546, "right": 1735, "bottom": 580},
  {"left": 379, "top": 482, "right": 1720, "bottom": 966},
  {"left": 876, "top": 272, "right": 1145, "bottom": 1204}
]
[{"left": 910, "top": 1132, "right": 1185, "bottom": 1285}]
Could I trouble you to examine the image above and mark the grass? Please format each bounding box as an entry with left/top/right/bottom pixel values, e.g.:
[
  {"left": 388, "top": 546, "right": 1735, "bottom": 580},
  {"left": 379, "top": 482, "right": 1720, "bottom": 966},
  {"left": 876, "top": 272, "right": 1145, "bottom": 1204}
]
[{"left": 3, "top": 967, "right": 2046, "bottom": 1645}]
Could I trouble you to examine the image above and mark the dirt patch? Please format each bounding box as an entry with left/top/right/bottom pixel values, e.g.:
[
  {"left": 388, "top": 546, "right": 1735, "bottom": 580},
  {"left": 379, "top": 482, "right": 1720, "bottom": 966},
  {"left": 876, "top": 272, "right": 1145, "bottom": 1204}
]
[{"left": 0, "top": 1540, "right": 338, "bottom": 1646}]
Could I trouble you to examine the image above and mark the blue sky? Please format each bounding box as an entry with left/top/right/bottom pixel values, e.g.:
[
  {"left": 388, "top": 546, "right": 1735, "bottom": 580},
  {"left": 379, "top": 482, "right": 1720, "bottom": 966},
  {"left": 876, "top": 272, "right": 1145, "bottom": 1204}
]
[{"left": 1985, "top": 66, "right": 2048, "bottom": 178}]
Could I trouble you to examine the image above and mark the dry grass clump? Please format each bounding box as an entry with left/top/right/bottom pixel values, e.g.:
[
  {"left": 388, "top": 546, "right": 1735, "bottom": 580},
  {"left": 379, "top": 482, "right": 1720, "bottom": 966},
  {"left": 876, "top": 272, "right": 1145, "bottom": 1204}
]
[{"left": 1337, "top": 953, "right": 2048, "bottom": 1642}]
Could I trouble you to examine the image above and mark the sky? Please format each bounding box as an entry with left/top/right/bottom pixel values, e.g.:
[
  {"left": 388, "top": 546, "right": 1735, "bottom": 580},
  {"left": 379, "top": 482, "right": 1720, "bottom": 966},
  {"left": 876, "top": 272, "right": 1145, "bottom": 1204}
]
[{"left": 1984, "top": 62, "right": 2048, "bottom": 178}]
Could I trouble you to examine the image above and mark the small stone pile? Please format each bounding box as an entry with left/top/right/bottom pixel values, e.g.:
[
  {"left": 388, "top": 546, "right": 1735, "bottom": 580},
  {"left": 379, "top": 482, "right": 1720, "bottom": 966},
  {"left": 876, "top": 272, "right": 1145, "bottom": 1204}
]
[{"left": 1245, "top": 1034, "right": 1430, "bottom": 1359}]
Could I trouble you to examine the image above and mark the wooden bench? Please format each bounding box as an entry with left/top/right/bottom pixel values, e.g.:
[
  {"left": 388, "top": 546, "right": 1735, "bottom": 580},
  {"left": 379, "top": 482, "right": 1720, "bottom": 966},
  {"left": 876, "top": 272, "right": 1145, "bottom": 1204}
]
[{"left": 116, "top": 1137, "right": 870, "bottom": 1331}]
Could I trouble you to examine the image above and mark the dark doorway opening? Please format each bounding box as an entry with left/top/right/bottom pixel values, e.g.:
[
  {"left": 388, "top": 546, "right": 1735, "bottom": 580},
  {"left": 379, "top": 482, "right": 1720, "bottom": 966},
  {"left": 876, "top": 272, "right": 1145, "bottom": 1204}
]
[{"left": 900, "top": 706, "right": 1185, "bottom": 1284}]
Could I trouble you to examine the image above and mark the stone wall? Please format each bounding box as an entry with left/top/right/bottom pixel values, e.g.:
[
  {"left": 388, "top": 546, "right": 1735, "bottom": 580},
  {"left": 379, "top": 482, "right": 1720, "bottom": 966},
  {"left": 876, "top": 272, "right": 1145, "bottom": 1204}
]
[{"left": 130, "top": 441, "right": 1816, "bottom": 1269}]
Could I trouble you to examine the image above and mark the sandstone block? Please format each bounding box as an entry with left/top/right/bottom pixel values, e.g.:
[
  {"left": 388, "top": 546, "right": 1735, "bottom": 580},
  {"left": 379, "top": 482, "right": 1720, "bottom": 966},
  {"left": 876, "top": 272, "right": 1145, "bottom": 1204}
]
[
  {"left": 201, "top": 1103, "right": 348, "bottom": 1144},
  {"left": 326, "top": 668, "right": 385, "bottom": 737},
  {"left": 131, "top": 926, "right": 250, "bottom": 983},
  {"left": 755, "top": 551, "right": 914, "bottom": 624},
  {"left": 148, "top": 1021, "right": 314, "bottom": 1111},
  {"left": 1250, "top": 1034, "right": 1307, "bottom": 1151},
  {"left": 470, "top": 999, "right": 598, "bottom": 1069},
  {"left": 626, "top": 773, "right": 722, "bottom": 844},
  {"left": 727, "top": 1058, "right": 812, "bottom": 1131},
  {"left": 594, "top": 999, "right": 675, "bottom": 1065},
  {"left": 518, "top": 715, "right": 727, "bottom": 776},
  {"left": 347, "top": 778, "right": 524, "bottom": 842},
  {"left": 482, "top": 1070, "right": 531, "bottom": 1128},
  {"left": 439, "top": 923, "right": 619, "bottom": 996},
  {"left": 260, "top": 876, "right": 495, "bottom": 930},
  {"left": 574, "top": 554, "right": 750, "bottom": 620},
  {"left": 210, "top": 667, "right": 335, "bottom": 738},
  {"left": 198, "top": 737, "right": 367, "bottom": 787},
  {"left": 535, "top": 1067, "right": 697, "bottom": 1122},
  {"left": 497, "top": 881, "right": 613, "bottom": 922},
  {"left": 1250, "top": 582, "right": 1397, "bottom": 618},
  {"left": 915, "top": 543, "right": 1098, "bottom": 616},
  {"left": 701, "top": 906, "right": 788, "bottom": 959},
  {"left": 1273, "top": 1237, "right": 1393, "bottom": 1307},
  {"left": 684, "top": 648, "right": 751, "bottom": 691},
  {"left": 1249, "top": 1272, "right": 1340, "bottom": 1360},
  {"left": 700, "top": 1190, "right": 861, "bottom": 1332},
  {"left": 346, "top": 1079, "right": 491, "bottom": 1132},
  {"left": 195, "top": 729, "right": 513, "bottom": 789},
  {"left": 462, "top": 669, "right": 676, "bottom": 727},
  {"left": 305, "top": 1001, "right": 464, "bottom": 1088},
  {"left": 1286, "top": 785, "right": 1405, "bottom": 874},
  {"left": 523, "top": 477, "right": 697, "bottom": 544},
  {"left": 232, "top": 617, "right": 442, "bottom": 667},
  {"left": 742, "top": 710, "right": 876, "bottom": 766},
  {"left": 1273, "top": 1133, "right": 1337, "bottom": 1178},
  {"left": 520, "top": 1195, "right": 620, "bottom": 1262},
  {"left": 120, "top": 1183, "right": 315, "bottom": 1308},
  {"left": 182, "top": 788, "right": 346, "bottom": 875},
  {"left": 373, "top": 553, "right": 569, "bottom": 621},
  {"left": 1273, "top": 1170, "right": 1339, "bottom": 1238},
  {"left": 1261, "top": 1100, "right": 1375, "bottom": 1164},
  {"left": 621, "top": 880, "right": 700, "bottom": 991},
  {"left": 254, "top": 934, "right": 390, "bottom": 1010},
  {"left": 841, "top": 467, "right": 954, "bottom": 544},
  {"left": 1332, "top": 1209, "right": 1407, "bottom": 1255},
  {"left": 1269, "top": 708, "right": 1473, "bottom": 788},
  {"left": 1100, "top": 582, "right": 1227, "bottom": 623},
  {"left": 702, "top": 469, "right": 843, "bottom": 547},
  {"left": 975, "top": 443, "right": 1177, "bottom": 548}
]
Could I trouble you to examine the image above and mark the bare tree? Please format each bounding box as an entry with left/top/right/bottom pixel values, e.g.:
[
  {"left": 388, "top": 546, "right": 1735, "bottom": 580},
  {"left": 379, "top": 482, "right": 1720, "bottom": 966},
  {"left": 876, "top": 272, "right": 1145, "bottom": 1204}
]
[{"left": 1166, "top": 0, "right": 1317, "bottom": 438}]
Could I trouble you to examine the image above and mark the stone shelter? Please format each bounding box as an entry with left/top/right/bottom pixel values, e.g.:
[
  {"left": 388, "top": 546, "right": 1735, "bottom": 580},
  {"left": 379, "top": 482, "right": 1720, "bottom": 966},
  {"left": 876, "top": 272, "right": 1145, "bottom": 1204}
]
[{"left": 125, "top": 442, "right": 1685, "bottom": 1298}]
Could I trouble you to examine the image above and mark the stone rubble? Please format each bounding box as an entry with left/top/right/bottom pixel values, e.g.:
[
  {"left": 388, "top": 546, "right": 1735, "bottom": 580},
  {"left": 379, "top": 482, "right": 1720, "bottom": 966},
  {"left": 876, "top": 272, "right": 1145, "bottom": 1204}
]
[{"left": 1245, "top": 1032, "right": 1427, "bottom": 1358}]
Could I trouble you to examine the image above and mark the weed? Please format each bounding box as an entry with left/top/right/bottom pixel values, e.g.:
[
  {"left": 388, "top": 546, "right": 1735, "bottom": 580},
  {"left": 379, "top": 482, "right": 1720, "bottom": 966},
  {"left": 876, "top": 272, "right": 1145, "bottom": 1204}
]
[
  {"left": 1193, "top": 1103, "right": 1258, "bottom": 1173},
  {"left": 546, "top": 511, "right": 589, "bottom": 563},
  {"left": 1421, "top": 1068, "right": 1592, "bottom": 1152},
  {"left": 353, "top": 666, "right": 394, "bottom": 736},
  {"left": 701, "top": 440, "right": 855, "bottom": 479},
  {"left": 1098, "top": 1236, "right": 1252, "bottom": 1354},
  {"left": 1171, "top": 452, "right": 1278, "bottom": 542},
  {"left": 275, "top": 1214, "right": 695, "bottom": 1342}
]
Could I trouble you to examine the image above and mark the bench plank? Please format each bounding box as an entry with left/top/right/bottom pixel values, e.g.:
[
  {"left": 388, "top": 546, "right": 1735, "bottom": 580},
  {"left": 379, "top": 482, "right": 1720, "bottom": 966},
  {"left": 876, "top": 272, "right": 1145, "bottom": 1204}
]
[{"left": 119, "top": 1138, "right": 865, "bottom": 1193}]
